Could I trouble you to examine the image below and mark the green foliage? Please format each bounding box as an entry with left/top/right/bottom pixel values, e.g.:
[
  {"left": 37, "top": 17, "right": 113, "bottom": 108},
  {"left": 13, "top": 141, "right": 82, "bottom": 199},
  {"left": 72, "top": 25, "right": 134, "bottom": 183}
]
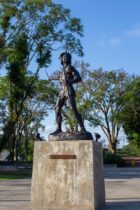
[
  {"left": 0, "top": 0, "right": 83, "bottom": 67},
  {"left": 19, "top": 137, "right": 34, "bottom": 162},
  {"left": 0, "top": 0, "right": 84, "bottom": 160},
  {"left": 103, "top": 151, "right": 117, "bottom": 164},
  {"left": 0, "top": 174, "right": 31, "bottom": 180},
  {"left": 0, "top": 76, "right": 9, "bottom": 99},
  {"left": 61, "top": 63, "right": 131, "bottom": 155},
  {"left": 84, "top": 68, "right": 131, "bottom": 154},
  {"left": 103, "top": 151, "right": 124, "bottom": 166},
  {"left": 0, "top": 75, "right": 58, "bottom": 161},
  {"left": 118, "top": 77, "right": 140, "bottom": 147},
  {"left": 120, "top": 143, "right": 140, "bottom": 157},
  {"left": 0, "top": 168, "right": 32, "bottom": 179}
]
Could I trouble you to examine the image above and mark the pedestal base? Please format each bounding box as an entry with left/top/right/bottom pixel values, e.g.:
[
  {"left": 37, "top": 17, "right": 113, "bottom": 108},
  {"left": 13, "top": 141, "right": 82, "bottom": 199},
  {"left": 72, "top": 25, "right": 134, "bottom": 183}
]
[
  {"left": 31, "top": 141, "right": 105, "bottom": 210},
  {"left": 48, "top": 131, "right": 93, "bottom": 141}
]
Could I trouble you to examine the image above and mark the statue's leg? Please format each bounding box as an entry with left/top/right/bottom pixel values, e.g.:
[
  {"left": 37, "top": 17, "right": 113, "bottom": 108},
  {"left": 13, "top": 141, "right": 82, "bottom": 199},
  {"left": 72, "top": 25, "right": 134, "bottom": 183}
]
[
  {"left": 52, "top": 96, "right": 67, "bottom": 134},
  {"left": 69, "top": 95, "right": 86, "bottom": 132}
]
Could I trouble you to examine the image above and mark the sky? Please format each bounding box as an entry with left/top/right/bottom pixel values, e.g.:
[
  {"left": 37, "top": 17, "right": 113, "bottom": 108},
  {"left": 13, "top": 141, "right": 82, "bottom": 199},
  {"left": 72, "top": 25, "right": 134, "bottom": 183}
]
[
  {"left": 41, "top": 0, "right": 140, "bottom": 145},
  {"left": 48, "top": 0, "right": 140, "bottom": 76},
  {"left": 1, "top": 0, "right": 139, "bottom": 145}
]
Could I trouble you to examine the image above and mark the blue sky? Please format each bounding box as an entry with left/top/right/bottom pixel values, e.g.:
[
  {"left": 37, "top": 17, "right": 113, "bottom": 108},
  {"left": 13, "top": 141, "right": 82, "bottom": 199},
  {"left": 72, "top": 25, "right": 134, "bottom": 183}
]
[
  {"left": 42, "top": 0, "right": 140, "bottom": 144},
  {"left": 49, "top": 0, "right": 140, "bottom": 75}
]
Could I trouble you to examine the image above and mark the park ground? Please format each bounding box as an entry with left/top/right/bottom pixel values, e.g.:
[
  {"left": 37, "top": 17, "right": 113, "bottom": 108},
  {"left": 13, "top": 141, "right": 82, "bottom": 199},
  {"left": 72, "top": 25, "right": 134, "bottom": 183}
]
[{"left": 0, "top": 166, "right": 140, "bottom": 210}]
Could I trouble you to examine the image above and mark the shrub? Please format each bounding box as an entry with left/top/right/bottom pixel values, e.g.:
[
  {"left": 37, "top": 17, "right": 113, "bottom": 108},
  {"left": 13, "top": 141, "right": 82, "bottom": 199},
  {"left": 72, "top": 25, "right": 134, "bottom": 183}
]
[
  {"left": 103, "top": 151, "right": 125, "bottom": 167},
  {"left": 120, "top": 143, "right": 140, "bottom": 157}
]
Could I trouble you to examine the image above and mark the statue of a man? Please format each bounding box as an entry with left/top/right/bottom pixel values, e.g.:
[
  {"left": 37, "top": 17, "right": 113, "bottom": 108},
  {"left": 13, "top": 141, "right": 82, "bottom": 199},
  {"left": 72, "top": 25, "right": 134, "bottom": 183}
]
[{"left": 51, "top": 52, "right": 86, "bottom": 134}]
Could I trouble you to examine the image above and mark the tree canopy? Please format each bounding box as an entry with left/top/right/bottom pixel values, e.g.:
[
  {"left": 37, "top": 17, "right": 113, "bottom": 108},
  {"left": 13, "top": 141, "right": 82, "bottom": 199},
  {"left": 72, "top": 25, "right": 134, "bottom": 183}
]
[
  {"left": 118, "top": 77, "right": 140, "bottom": 147},
  {"left": 0, "top": 0, "right": 84, "bottom": 161},
  {"left": 58, "top": 64, "right": 131, "bottom": 154}
]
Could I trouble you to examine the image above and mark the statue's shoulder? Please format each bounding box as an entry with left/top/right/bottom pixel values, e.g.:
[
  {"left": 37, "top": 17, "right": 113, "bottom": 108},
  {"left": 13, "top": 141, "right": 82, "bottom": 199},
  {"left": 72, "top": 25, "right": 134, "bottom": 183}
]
[{"left": 66, "top": 65, "right": 76, "bottom": 72}]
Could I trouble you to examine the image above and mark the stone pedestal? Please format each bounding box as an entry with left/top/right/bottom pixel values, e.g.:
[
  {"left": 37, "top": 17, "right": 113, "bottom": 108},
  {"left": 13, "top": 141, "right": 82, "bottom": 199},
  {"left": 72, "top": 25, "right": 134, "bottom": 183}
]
[{"left": 31, "top": 141, "right": 105, "bottom": 210}]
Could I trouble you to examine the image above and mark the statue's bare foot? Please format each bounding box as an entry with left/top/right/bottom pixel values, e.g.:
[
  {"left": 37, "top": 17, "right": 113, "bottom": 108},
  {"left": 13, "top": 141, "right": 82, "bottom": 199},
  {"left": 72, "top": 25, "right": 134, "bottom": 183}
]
[{"left": 50, "top": 129, "right": 62, "bottom": 135}]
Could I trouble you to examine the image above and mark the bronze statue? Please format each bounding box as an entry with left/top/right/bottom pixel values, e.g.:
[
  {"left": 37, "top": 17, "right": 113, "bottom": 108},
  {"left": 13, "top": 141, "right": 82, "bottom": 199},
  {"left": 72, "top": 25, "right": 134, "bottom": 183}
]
[{"left": 51, "top": 52, "right": 86, "bottom": 134}]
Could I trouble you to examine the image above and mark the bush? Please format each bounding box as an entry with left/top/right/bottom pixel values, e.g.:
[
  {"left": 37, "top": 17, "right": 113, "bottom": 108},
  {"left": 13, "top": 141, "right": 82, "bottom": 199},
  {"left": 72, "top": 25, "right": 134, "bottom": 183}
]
[
  {"left": 120, "top": 143, "right": 140, "bottom": 156},
  {"left": 103, "top": 151, "right": 125, "bottom": 167}
]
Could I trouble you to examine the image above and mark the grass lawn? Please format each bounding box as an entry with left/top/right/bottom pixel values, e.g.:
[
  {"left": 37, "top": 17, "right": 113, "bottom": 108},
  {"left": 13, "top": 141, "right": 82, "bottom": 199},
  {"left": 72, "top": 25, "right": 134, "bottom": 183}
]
[
  {"left": 0, "top": 169, "right": 32, "bottom": 180},
  {"left": 0, "top": 174, "right": 32, "bottom": 180}
]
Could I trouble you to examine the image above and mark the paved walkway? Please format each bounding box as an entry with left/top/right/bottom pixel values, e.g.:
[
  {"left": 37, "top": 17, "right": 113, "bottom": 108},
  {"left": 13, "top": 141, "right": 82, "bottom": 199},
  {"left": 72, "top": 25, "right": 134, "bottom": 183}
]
[
  {"left": 0, "top": 167, "right": 140, "bottom": 210},
  {"left": 0, "top": 179, "right": 31, "bottom": 210},
  {"left": 103, "top": 166, "right": 140, "bottom": 210}
]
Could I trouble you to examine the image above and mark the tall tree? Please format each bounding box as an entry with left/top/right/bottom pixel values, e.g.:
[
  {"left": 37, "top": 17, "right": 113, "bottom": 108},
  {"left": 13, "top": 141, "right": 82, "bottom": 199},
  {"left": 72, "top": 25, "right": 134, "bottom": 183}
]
[
  {"left": 84, "top": 69, "right": 131, "bottom": 154},
  {"left": 0, "top": 0, "right": 83, "bottom": 159},
  {"left": 62, "top": 64, "right": 131, "bottom": 154},
  {"left": 0, "top": 76, "right": 58, "bottom": 161},
  {"left": 118, "top": 77, "right": 140, "bottom": 147}
]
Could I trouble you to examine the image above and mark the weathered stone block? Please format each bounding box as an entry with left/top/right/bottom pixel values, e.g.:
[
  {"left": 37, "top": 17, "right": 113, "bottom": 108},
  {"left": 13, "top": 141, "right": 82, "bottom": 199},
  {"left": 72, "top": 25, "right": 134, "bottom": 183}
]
[{"left": 31, "top": 141, "right": 105, "bottom": 210}]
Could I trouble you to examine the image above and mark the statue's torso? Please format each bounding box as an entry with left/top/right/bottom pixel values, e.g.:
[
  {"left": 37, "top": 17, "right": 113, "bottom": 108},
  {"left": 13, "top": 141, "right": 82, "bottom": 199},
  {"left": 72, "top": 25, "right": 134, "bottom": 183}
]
[{"left": 59, "top": 65, "right": 75, "bottom": 97}]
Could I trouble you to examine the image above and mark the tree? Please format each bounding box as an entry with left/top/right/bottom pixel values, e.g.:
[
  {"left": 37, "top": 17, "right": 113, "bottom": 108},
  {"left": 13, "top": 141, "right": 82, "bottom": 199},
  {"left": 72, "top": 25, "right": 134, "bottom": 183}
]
[
  {"left": 84, "top": 68, "right": 131, "bottom": 154},
  {"left": 0, "top": 76, "right": 9, "bottom": 130},
  {"left": 0, "top": 76, "right": 58, "bottom": 161},
  {"left": 62, "top": 64, "right": 130, "bottom": 154},
  {"left": 49, "top": 62, "right": 132, "bottom": 155},
  {"left": 0, "top": 0, "right": 83, "bottom": 160},
  {"left": 12, "top": 78, "right": 58, "bottom": 162},
  {"left": 118, "top": 77, "right": 140, "bottom": 147}
]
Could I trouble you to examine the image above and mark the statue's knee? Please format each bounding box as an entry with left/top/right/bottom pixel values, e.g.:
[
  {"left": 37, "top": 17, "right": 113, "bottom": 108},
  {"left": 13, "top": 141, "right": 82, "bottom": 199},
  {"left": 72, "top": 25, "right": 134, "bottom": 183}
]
[
  {"left": 55, "top": 105, "right": 58, "bottom": 112},
  {"left": 55, "top": 105, "right": 60, "bottom": 114}
]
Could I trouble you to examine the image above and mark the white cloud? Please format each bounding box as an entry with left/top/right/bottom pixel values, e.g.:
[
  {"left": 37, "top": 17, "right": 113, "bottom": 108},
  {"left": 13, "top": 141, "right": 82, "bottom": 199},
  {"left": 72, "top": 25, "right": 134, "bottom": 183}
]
[
  {"left": 109, "top": 38, "right": 121, "bottom": 46},
  {"left": 99, "top": 37, "right": 121, "bottom": 47},
  {"left": 125, "top": 28, "right": 140, "bottom": 38},
  {"left": 98, "top": 25, "right": 140, "bottom": 48},
  {"left": 99, "top": 39, "right": 106, "bottom": 47}
]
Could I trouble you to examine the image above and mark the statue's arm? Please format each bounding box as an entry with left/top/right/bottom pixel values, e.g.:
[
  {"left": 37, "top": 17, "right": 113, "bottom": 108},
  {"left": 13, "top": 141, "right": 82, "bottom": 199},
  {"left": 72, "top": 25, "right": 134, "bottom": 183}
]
[
  {"left": 49, "top": 72, "right": 60, "bottom": 81},
  {"left": 69, "top": 66, "right": 82, "bottom": 84}
]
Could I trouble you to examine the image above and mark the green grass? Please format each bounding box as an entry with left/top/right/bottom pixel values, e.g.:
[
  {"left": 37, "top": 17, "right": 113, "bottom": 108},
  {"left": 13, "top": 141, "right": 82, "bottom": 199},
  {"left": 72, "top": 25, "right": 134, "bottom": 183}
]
[
  {"left": 0, "top": 174, "right": 32, "bottom": 180},
  {"left": 0, "top": 169, "right": 32, "bottom": 180}
]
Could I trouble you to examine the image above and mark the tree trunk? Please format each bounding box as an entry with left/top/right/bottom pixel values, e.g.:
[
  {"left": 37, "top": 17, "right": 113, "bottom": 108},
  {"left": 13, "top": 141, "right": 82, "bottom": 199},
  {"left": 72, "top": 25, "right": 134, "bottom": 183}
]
[
  {"left": 15, "top": 141, "right": 19, "bottom": 164},
  {"left": 11, "top": 136, "right": 15, "bottom": 163},
  {"left": 25, "top": 138, "right": 28, "bottom": 163},
  {"left": 108, "top": 139, "right": 117, "bottom": 154},
  {"left": 109, "top": 144, "right": 116, "bottom": 154}
]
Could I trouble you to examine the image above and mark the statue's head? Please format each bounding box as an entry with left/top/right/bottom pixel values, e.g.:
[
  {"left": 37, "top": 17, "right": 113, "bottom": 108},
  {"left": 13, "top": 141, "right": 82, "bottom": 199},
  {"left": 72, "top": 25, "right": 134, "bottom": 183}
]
[{"left": 59, "top": 52, "right": 71, "bottom": 66}]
